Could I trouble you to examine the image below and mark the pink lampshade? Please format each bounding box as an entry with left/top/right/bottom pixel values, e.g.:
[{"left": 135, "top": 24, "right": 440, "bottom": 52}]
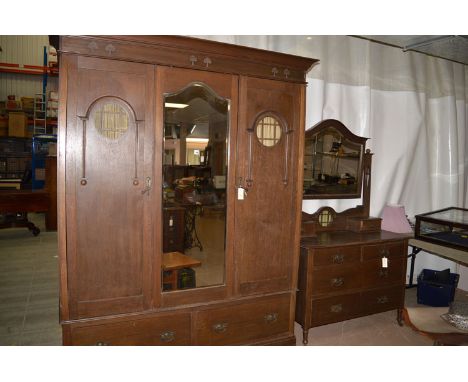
[{"left": 381, "top": 204, "right": 413, "bottom": 233}]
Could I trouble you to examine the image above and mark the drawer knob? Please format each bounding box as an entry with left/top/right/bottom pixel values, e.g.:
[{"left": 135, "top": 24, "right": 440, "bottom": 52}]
[
  {"left": 332, "top": 254, "right": 344, "bottom": 264},
  {"left": 330, "top": 277, "right": 344, "bottom": 287},
  {"left": 160, "top": 330, "right": 175, "bottom": 343},
  {"left": 264, "top": 312, "right": 278, "bottom": 323},
  {"left": 330, "top": 304, "right": 343, "bottom": 313},
  {"left": 377, "top": 295, "right": 389, "bottom": 304},
  {"left": 95, "top": 341, "right": 109, "bottom": 346},
  {"left": 213, "top": 322, "right": 228, "bottom": 333}
]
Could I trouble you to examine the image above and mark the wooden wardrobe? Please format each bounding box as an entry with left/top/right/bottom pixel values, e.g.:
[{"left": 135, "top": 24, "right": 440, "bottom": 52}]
[{"left": 57, "top": 35, "right": 317, "bottom": 345}]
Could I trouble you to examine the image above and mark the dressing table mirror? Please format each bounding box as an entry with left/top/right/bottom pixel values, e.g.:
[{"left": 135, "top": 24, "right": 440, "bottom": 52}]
[{"left": 303, "top": 119, "right": 367, "bottom": 199}]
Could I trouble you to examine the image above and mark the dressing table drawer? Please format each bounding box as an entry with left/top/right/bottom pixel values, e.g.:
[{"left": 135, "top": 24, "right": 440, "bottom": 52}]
[
  {"left": 361, "top": 240, "right": 406, "bottom": 261},
  {"left": 361, "top": 256, "right": 406, "bottom": 288},
  {"left": 312, "top": 246, "right": 361, "bottom": 267},
  {"left": 311, "top": 264, "right": 362, "bottom": 295},
  {"left": 194, "top": 295, "right": 290, "bottom": 345},
  {"left": 69, "top": 313, "right": 191, "bottom": 346},
  {"left": 360, "top": 286, "right": 404, "bottom": 315},
  {"left": 309, "top": 293, "right": 361, "bottom": 326}
]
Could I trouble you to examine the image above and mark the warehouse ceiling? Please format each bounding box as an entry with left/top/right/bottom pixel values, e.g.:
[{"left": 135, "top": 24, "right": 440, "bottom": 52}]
[{"left": 354, "top": 35, "right": 468, "bottom": 65}]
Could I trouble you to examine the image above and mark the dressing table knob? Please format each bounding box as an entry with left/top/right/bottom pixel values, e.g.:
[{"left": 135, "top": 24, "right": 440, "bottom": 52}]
[
  {"left": 264, "top": 312, "right": 278, "bottom": 323},
  {"left": 160, "top": 331, "right": 175, "bottom": 343},
  {"left": 332, "top": 254, "right": 344, "bottom": 264},
  {"left": 212, "top": 322, "right": 228, "bottom": 333}
]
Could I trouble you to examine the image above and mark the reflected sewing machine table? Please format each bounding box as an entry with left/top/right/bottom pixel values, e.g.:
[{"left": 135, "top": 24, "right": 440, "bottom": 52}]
[{"left": 162, "top": 251, "right": 202, "bottom": 291}]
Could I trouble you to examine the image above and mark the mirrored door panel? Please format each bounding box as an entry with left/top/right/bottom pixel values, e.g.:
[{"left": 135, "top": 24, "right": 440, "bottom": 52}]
[{"left": 161, "top": 77, "right": 230, "bottom": 293}]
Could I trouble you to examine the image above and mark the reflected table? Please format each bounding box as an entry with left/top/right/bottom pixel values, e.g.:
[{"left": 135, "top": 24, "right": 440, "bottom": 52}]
[{"left": 162, "top": 251, "right": 202, "bottom": 291}]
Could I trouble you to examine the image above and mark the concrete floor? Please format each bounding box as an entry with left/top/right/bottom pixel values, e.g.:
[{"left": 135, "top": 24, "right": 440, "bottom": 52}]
[{"left": 0, "top": 213, "right": 464, "bottom": 346}]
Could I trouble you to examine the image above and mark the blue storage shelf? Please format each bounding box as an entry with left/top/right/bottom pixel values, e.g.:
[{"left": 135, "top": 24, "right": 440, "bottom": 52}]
[{"left": 31, "top": 134, "right": 56, "bottom": 189}]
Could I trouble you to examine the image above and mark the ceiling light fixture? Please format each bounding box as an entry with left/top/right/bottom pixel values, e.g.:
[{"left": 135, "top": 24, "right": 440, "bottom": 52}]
[
  {"left": 165, "top": 103, "right": 189, "bottom": 109},
  {"left": 186, "top": 138, "right": 209, "bottom": 143}
]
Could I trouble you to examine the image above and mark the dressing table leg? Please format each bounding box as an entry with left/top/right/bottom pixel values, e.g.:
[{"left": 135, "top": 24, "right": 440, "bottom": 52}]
[
  {"left": 302, "top": 329, "right": 309, "bottom": 345},
  {"left": 397, "top": 308, "right": 403, "bottom": 326}
]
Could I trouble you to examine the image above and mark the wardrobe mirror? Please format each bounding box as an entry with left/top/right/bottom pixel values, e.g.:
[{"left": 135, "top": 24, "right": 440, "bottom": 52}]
[{"left": 162, "top": 83, "right": 229, "bottom": 292}]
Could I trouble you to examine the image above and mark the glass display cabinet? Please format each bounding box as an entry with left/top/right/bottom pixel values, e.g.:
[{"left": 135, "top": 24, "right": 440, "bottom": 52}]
[
  {"left": 415, "top": 207, "right": 468, "bottom": 250},
  {"left": 303, "top": 119, "right": 367, "bottom": 199}
]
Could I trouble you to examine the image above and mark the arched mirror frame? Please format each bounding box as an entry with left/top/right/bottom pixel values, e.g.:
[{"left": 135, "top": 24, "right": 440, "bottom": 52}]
[
  {"left": 161, "top": 81, "right": 230, "bottom": 294},
  {"left": 302, "top": 119, "right": 368, "bottom": 200}
]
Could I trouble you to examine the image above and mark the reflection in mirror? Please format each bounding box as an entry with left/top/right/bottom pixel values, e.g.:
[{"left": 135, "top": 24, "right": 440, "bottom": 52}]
[
  {"left": 303, "top": 126, "right": 363, "bottom": 198},
  {"left": 162, "top": 83, "right": 229, "bottom": 292}
]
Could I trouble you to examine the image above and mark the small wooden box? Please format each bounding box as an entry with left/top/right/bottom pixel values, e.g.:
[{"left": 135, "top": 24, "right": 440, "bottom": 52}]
[
  {"left": 8, "top": 112, "right": 28, "bottom": 137},
  {"left": 346, "top": 216, "right": 382, "bottom": 233}
]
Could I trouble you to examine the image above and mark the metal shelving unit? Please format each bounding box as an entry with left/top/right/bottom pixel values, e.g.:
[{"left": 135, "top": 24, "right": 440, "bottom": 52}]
[{"left": 31, "top": 134, "right": 56, "bottom": 189}]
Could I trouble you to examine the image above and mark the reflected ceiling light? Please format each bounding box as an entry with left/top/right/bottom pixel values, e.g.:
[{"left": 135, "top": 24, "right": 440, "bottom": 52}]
[
  {"left": 190, "top": 124, "right": 197, "bottom": 134},
  {"left": 165, "top": 103, "right": 188, "bottom": 108},
  {"left": 186, "top": 138, "right": 209, "bottom": 143}
]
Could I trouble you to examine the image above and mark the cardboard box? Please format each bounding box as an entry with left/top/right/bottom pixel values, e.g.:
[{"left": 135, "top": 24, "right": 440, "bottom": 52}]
[
  {"left": 8, "top": 112, "right": 28, "bottom": 137},
  {"left": 0, "top": 116, "right": 8, "bottom": 136},
  {"left": 48, "top": 142, "right": 57, "bottom": 156},
  {"left": 21, "top": 97, "right": 35, "bottom": 111}
]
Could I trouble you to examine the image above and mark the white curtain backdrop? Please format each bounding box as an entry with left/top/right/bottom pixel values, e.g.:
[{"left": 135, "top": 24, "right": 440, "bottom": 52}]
[{"left": 195, "top": 35, "right": 468, "bottom": 287}]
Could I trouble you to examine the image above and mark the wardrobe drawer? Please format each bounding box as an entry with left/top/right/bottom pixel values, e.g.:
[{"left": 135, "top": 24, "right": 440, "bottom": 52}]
[
  {"left": 69, "top": 313, "right": 191, "bottom": 345},
  {"left": 361, "top": 256, "right": 406, "bottom": 289},
  {"left": 361, "top": 240, "right": 406, "bottom": 261},
  {"left": 311, "top": 264, "right": 361, "bottom": 295},
  {"left": 361, "top": 286, "right": 404, "bottom": 315},
  {"left": 310, "top": 293, "right": 361, "bottom": 326},
  {"left": 194, "top": 295, "right": 290, "bottom": 345},
  {"left": 312, "top": 245, "right": 361, "bottom": 267}
]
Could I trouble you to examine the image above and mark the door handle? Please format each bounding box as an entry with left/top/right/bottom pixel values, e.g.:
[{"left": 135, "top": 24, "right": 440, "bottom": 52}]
[{"left": 141, "top": 176, "right": 152, "bottom": 195}]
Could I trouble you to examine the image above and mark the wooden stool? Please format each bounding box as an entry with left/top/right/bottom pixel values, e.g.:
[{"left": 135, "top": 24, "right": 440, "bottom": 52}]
[{"left": 162, "top": 251, "right": 202, "bottom": 291}]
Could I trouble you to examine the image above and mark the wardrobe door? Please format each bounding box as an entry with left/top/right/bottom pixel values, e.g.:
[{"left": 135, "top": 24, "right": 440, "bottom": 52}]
[
  {"left": 65, "top": 56, "right": 155, "bottom": 319},
  {"left": 235, "top": 76, "right": 305, "bottom": 295}
]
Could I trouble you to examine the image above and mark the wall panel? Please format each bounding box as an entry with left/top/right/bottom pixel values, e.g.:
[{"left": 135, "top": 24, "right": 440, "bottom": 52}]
[{"left": 0, "top": 35, "right": 58, "bottom": 100}]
